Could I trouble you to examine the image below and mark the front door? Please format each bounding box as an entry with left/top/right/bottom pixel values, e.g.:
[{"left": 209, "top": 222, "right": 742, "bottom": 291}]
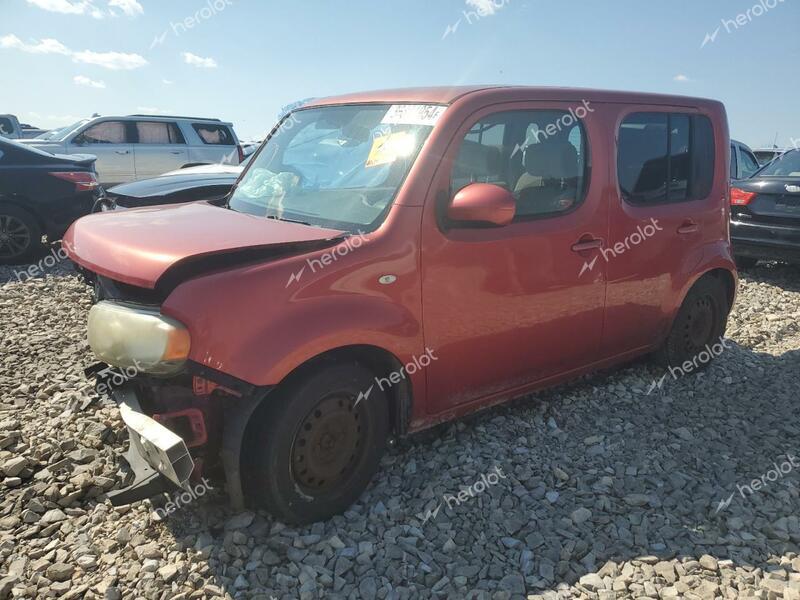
[
  {"left": 421, "top": 102, "right": 610, "bottom": 412},
  {"left": 69, "top": 120, "right": 135, "bottom": 186}
]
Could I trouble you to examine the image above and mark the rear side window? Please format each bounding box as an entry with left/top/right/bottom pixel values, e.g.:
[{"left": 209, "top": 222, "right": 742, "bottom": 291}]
[
  {"left": 135, "top": 121, "right": 185, "bottom": 144},
  {"left": 740, "top": 149, "right": 760, "bottom": 178},
  {"left": 452, "top": 109, "right": 590, "bottom": 220},
  {"left": 193, "top": 123, "right": 234, "bottom": 145},
  {"left": 618, "top": 112, "right": 715, "bottom": 204},
  {"left": 78, "top": 121, "right": 130, "bottom": 144}
]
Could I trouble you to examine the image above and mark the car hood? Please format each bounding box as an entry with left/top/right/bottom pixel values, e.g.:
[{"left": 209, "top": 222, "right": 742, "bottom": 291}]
[
  {"left": 108, "top": 172, "right": 238, "bottom": 199},
  {"left": 64, "top": 202, "right": 345, "bottom": 290}
]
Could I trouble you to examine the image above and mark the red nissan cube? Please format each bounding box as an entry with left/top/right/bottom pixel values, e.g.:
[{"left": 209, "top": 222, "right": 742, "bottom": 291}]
[{"left": 65, "top": 86, "right": 737, "bottom": 523}]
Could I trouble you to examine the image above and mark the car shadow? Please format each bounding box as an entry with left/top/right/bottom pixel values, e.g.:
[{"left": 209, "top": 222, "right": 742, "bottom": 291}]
[
  {"left": 739, "top": 261, "right": 800, "bottom": 292},
  {"left": 151, "top": 337, "right": 800, "bottom": 598}
]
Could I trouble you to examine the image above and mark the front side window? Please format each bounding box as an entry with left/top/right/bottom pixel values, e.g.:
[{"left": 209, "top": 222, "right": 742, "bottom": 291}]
[
  {"left": 78, "top": 121, "right": 129, "bottom": 145},
  {"left": 618, "top": 112, "right": 715, "bottom": 204},
  {"left": 757, "top": 150, "right": 800, "bottom": 177},
  {"left": 135, "top": 121, "right": 185, "bottom": 144},
  {"left": 228, "top": 104, "right": 443, "bottom": 232},
  {"left": 451, "top": 110, "right": 590, "bottom": 219},
  {"left": 193, "top": 123, "right": 234, "bottom": 145}
]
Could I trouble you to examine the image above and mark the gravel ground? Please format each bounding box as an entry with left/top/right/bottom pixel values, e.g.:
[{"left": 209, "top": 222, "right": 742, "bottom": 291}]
[{"left": 1, "top": 258, "right": 799, "bottom": 600}]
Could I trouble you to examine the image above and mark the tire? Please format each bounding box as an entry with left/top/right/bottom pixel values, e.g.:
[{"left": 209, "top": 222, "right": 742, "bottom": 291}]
[
  {"left": 244, "top": 363, "right": 389, "bottom": 524},
  {"left": 655, "top": 277, "right": 730, "bottom": 369},
  {"left": 735, "top": 256, "right": 758, "bottom": 270},
  {"left": 0, "top": 205, "right": 43, "bottom": 265}
]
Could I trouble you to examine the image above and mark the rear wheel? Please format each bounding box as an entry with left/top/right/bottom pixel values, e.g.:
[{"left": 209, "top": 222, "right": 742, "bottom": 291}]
[
  {"left": 244, "top": 363, "right": 389, "bottom": 524},
  {"left": 0, "top": 206, "right": 42, "bottom": 265},
  {"left": 655, "top": 277, "right": 730, "bottom": 369}
]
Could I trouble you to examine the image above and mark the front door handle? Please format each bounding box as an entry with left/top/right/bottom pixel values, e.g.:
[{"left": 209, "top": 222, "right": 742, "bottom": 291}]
[
  {"left": 115, "top": 150, "right": 130, "bottom": 155},
  {"left": 170, "top": 151, "right": 182, "bottom": 155},
  {"left": 571, "top": 238, "right": 604, "bottom": 253},
  {"left": 677, "top": 221, "right": 699, "bottom": 235}
]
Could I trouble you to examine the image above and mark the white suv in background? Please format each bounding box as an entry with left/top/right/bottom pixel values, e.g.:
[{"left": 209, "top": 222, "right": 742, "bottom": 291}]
[{"left": 22, "top": 114, "right": 243, "bottom": 186}]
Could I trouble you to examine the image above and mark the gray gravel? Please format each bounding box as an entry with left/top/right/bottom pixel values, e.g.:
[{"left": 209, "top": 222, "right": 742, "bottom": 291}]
[{"left": 1, "top": 259, "right": 800, "bottom": 599}]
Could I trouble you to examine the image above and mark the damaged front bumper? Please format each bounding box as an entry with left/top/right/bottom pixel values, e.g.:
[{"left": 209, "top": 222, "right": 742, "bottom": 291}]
[
  {"left": 87, "top": 362, "right": 267, "bottom": 510},
  {"left": 107, "top": 386, "right": 194, "bottom": 506}
]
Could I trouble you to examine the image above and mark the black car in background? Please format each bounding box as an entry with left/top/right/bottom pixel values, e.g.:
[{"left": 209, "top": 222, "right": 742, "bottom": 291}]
[
  {"left": 0, "top": 137, "right": 99, "bottom": 264},
  {"left": 99, "top": 159, "right": 247, "bottom": 211},
  {"left": 731, "top": 148, "right": 800, "bottom": 268}
]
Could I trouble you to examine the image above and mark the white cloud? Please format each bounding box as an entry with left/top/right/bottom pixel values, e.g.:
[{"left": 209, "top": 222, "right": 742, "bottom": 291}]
[
  {"left": 73, "top": 49, "right": 148, "bottom": 70},
  {"left": 25, "top": 0, "right": 90, "bottom": 15},
  {"left": 182, "top": 52, "right": 217, "bottom": 69},
  {"left": 673, "top": 74, "right": 691, "bottom": 83},
  {"left": 1, "top": 34, "right": 147, "bottom": 70},
  {"left": 108, "top": 0, "right": 143, "bottom": 17},
  {"left": 24, "top": 0, "right": 142, "bottom": 18},
  {"left": 162, "top": 79, "right": 173, "bottom": 85},
  {"left": 27, "top": 111, "right": 85, "bottom": 125},
  {"left": 74, "top": 75, "right": 106, "bottom": 89},
  {"left": 0, "top": 34, "right": 70, "bottom": 55}
]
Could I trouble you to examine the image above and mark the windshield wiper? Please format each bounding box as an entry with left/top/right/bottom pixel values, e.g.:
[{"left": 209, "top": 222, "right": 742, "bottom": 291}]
[{"left": 265, "top": 215, "right": 312, "bottom": 226}]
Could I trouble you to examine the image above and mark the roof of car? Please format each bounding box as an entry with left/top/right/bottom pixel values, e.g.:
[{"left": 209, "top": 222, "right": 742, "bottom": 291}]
[
  {"left": 304, "top": 85, "right": 723, "bottom": 109},
  {"left": 128, "top": 114, "right": 223, "bottom": 122}
]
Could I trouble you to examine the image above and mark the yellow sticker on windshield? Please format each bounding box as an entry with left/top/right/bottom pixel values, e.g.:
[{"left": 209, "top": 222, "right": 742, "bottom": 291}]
[{"left": 366, "top": 132, "right": 416, "bottom": 168}]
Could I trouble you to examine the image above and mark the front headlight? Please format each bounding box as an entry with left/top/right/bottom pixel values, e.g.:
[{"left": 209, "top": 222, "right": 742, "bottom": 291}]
[{"left": 88, "top": 301, "right": 191, "bottom": 376}]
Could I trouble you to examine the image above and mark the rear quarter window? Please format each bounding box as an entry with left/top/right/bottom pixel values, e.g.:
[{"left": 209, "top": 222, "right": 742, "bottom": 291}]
[
  {"left": 618, "top": 112, "right": 715, "bottom": 205},
  {"left": 192, "top": 123, "right": 234, "bottom": 145}
]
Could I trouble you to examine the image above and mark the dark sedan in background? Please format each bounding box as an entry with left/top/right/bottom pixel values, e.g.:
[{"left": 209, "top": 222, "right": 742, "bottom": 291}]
[
  {"left": 731, "top": 148, "right": 800, "bottom": 267},
  {"left": 0, "top": 137, "right": 100, "bottom": 264},
  {"left": 100, "top": 159, "right": 248, "bottom": 211}
]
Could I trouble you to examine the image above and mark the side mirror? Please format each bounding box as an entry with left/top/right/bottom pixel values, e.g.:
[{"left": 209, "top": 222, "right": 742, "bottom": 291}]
[
  {"left": 72, "top": 134, "right": 87, "bottom": 146},
  {"left": 447, "top": 183, "right": 516, "bottom": 227}
]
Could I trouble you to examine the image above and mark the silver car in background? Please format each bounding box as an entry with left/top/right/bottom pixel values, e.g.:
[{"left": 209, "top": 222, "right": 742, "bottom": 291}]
[{"left": 22, "top": 114, "right": 243, "bottom": 186}]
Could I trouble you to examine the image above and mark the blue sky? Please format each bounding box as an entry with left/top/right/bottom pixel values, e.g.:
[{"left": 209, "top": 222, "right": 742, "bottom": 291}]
[{"left": 1, "top": 0, "right": 798, "bottom": 147}]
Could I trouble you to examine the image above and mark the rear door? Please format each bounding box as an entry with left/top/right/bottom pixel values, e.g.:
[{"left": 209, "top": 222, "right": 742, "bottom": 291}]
[
  {"left": 132, "top": 121, "right": 188, "bottom": 179},
  {"left": 68, "top": 120, "right": 135, "bottom": 185},
  {"left": 604, "top": 108, "right": 720, "bottom": 355}
]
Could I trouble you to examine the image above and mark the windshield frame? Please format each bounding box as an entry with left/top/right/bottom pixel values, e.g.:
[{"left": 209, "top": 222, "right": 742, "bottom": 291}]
[
  {"left": 228, "top": 102, "right": 445, "bottom": 233},
  {"left": 35, "top": 119, "right": 90, "bottom": 141}
]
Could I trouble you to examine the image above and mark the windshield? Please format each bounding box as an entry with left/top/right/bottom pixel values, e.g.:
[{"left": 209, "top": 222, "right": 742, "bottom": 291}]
[
  {"left": 228, "top": 104, "right": 444, "bottom": 232},
  {"left": 35, "top": 119, "right": 89, "bottom": 141},
  {"left": 757, "top": 150, "right": 800, "bottom": 177}
]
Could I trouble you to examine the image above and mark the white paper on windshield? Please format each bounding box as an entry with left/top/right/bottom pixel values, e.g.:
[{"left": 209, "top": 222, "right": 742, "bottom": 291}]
[{"left": 381, "top": 104, "right": 447, "bottom": 127}]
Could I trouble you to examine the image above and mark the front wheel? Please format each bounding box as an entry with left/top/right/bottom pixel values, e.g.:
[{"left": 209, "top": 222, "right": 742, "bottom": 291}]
[
  {"left": 655, "top": 277, "right": 730, "bottom": 369},
  {"left": 244, "top": 363, "right": 389, "bottom": 524}
]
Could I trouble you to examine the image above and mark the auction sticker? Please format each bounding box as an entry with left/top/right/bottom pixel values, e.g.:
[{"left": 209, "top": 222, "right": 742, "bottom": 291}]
[{"left": 381, "top": 104, "right": 447, "bottom": 127}]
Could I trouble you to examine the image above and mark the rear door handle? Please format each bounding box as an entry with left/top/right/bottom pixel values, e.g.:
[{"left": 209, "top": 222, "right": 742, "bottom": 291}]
[
  {"left": 571, "top": 238, "right": 604, "bottom": 252},
  {"left": 170, "top": 151, "right": 182, "bottom": 155},
  {"left": 115, "top": 150, "right": 130, "bottom": 155},
  {"left": 677, "top": 221, "right": 699, "bottom": 235}
]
